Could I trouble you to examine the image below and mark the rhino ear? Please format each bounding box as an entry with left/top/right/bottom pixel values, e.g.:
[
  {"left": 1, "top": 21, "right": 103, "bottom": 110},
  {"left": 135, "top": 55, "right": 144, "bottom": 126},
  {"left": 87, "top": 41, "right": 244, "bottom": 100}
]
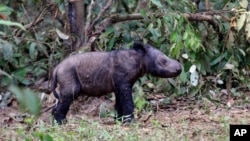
[{"left": 133, "top": 41, "right": 147, "bottom": 54}]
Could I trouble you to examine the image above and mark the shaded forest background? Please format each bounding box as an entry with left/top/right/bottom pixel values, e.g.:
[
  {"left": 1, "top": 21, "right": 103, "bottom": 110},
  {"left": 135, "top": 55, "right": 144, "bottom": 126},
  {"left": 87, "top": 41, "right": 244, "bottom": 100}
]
[{"left": 0, "top": 0, "right": 250, "bottom": 119}]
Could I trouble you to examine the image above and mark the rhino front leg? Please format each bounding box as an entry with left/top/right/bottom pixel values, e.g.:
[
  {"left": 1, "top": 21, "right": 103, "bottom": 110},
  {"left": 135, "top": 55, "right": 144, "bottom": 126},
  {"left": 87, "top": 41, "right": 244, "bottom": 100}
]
[
  {"left": 115, "top": 93, "right": 123, "bottom": 119},
  {"left": 115, "top": 83, "right": 134, "bottom": 122}
]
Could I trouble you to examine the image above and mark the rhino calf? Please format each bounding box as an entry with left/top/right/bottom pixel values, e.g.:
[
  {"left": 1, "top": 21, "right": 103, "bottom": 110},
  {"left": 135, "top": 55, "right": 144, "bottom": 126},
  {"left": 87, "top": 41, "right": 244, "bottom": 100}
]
[{"left": 51, "top": 41, "right": 182, "bottom": 124}]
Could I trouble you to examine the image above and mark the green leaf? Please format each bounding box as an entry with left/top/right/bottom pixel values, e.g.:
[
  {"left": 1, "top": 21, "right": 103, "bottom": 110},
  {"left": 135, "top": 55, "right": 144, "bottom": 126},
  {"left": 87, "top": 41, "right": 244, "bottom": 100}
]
[
  {"left": 103, "top": 27, "right": 115, "bottom": 36},
  {"left": 56, "top": 28, "right": 69, "bottom": 40},
  {"left": 1, "top": 41, "right": 13, "bottom": 60},
  {"left": 187, "top": 38, "right": 198, "bottom": 52},
  {"left": 148, "top": 23, "right": 154, "bottom": 30},
  {"left": 44, "top": 134, "right": 54, "bottom": 141},
  {"left": 0, "top": 20, "right": 25, "bottom": 30},
  {"left": 183, "top": 31, "right": 188, "bottom": 40},
  {"left": 245, "top": 15, "right": 250, "bottom": 40},
  {"left": 9, "top": 85, "right": 41, "bottom": 116},
  {"left": 149, "top": 28, "right": 160, "bottom": 40},
  {"left": 133, "top": 86, "right": 147, "bottom": 111},
  {"left": 238, "top": 48, "right": 246, "bottom": 56},
  {"left": 0, "top": 69, "right": 12, "bottom": 79},
  {"left": 107, "top": 37, "right": 115, "bottom": 50},
  {"left": 146, "top": 82, "right": 154, "bottom": 88},
  {"left": 226, "top": 31, "right": 235, "bottom": 48},
  {"left": 180, "top": 71, "right": 188, "bottom": 83},
  {"left": 139, "top": 9, "right": 147, "bottom": 19},
  {"left": 157, "top": 19, "right": 162, "bottom": 29},
  {"left": 136, "top": 98, "right": 146, "bottom": 111},
  {"left": 24, "top": 89, "right": 41, "bottom": 116},
  {"left": 150, "top": 0, "right": 163, "bottom": 7},
  {"left": 99, "top": 102, "right": 109, "bottom": 118},
  {"left": 13, "top": 67, "right": 32, "bottom": 85},
  {"left": 29, "top": 42, "right": 37, "bottom": 59},
  {"left": 123, "top": 31, "right": 131, "bottom": 42},
  {"left": 239, "top": 0, "right": 248, "bottom": 9},
  {"left": 25, "top": 138, "right": 32, "bottom": 141},
  {"left": 210, "top": 52, "right": 227, "bottom": 66},
  {"left": 0, "top": 5, "right": 13, "bottom": 16},
  {"left": 8, "top": 85, "right": 26, "bottom": 110},
  {"left": 0, "top": 76, "right": 12, "bottom": 87},
  {"left": 237, "top": 13, "right": 246, "bottom": 31},
  {"left": 58, "top": 3, "right": 65, "bottom": 14}
]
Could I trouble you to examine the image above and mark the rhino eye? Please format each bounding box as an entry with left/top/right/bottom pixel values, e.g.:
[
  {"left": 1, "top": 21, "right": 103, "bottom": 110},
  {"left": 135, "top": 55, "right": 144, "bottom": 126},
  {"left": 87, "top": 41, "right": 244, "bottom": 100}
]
[
  {"left": 160, "top": 59, "right": 167, "bottom": 65},
  {"left": 156, "top": 55, "right": 168, "bottom": 66},
  {"left": 159, "top": 59, "right": 168, "bottom": 66}
]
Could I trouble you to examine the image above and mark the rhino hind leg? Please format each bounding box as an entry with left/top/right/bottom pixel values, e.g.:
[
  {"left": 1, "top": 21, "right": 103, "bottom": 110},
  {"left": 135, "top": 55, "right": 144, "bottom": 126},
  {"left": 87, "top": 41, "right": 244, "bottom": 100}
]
[
  {"left": 52, "top": 82, "right": 81, "bottom": 124},
  {"left": 52, "top": 97, "right": 72, "bottom": 124}
]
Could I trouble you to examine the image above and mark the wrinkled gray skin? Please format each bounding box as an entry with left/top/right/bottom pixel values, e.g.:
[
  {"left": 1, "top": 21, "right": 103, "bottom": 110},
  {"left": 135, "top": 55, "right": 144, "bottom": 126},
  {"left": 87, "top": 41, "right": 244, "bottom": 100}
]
[{"left": 52, "top": 42, "right": 182, "bottom": 124}]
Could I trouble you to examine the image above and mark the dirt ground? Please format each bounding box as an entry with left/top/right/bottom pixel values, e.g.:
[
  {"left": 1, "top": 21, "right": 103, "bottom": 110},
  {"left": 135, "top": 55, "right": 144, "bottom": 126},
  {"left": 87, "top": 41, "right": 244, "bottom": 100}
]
[{"left": 1, "top": 92, "right": 250, "bottom": 140}]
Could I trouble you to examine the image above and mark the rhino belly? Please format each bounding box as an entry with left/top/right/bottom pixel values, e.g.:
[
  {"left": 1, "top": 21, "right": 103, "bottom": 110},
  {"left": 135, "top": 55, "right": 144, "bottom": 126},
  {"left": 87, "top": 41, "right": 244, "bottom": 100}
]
[{"left": 81, "top": 84, "right": 113, "bottom": 96}]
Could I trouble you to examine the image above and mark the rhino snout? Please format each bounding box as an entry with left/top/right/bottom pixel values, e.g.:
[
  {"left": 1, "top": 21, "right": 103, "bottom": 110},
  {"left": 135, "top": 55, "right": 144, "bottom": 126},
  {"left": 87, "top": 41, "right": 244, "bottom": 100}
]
[
  {"left": 166, "top": 60, "right": 182, "bottom": 77},
  {"left": 173, "top": 61, "right": 182, "bottom": 74}
]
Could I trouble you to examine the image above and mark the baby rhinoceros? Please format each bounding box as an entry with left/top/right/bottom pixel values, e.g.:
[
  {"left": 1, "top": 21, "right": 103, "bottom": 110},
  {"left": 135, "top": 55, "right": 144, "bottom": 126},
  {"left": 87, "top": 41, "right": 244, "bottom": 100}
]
[{"left": 51, "top": 41, "right": 182, "bottom": 124}]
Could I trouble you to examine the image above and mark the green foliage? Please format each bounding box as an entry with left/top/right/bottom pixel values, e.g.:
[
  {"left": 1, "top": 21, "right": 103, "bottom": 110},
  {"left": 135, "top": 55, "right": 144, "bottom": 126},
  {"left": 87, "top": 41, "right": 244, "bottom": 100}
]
[
  {"left": 32, "top": 132, "right": 54, "bottom": 141},
  {"left": 133, "top": 84, "right": 148, "bottom": 112},
  {"left": 0, "top": 3, "right": 63, "bottom": 87},
  {"left": 150, "top": 0, "right": 163, "bottom": 7},
  {"left": 95, "top": 0, "right": 250, "bottom": 100},
  {"left": 0, "top": 4, "right": 13, "bottom": 14},
  {"left": 8, "top": 85, "right": 41, "bottom": 116},
  {"left": 0, "top": 20, "right": 25, "bottom": 30}
]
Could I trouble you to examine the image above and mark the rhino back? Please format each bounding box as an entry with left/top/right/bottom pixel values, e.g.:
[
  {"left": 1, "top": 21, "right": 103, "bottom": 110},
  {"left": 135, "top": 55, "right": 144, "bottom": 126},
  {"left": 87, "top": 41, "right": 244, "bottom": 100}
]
[
  {"left": 56, "top": 50, "right": 145, "bottom": 96},
  {"left": 76, "top": 50, "right": 145, "bottom": 96},
  {"left": 72, "top": 52, "right": 114, "bottom": 96}
]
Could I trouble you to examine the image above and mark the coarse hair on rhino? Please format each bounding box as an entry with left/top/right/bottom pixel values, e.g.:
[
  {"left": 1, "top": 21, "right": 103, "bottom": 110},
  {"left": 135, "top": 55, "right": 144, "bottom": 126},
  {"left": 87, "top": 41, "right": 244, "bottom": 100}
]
[{"left": 51, "top": 41, "right": 182, "bottom": 124}]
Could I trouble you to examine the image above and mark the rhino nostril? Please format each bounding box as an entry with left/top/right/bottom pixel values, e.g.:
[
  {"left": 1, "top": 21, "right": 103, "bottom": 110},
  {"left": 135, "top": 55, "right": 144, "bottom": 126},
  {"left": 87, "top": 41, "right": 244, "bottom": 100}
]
[{"left": 176, "top": 64, "right": 182, "bottom": 73}]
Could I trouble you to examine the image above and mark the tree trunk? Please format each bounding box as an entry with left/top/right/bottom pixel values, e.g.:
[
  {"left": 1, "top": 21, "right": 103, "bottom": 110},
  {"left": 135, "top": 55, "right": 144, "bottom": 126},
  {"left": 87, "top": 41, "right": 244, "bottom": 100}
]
[{"left": 67, "top": 0, "right": 85, "bottom": 52}]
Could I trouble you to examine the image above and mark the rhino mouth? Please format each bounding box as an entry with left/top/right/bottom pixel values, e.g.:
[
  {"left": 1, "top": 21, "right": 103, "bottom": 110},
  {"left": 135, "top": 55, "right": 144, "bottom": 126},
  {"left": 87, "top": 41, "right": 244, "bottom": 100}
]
[
  {"left": 165, "top": 66, "right": 182, "bottom": 77},
  {"left": 174, "top": 67, "right": 182, "bottom": 75},
  {"left": 167, "top": 71, "right": 181, "bottom": 77}
]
